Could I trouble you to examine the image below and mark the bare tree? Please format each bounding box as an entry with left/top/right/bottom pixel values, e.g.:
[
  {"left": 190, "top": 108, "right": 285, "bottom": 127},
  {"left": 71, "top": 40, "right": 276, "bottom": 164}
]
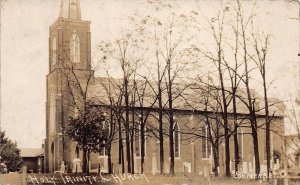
[
  {"left": 97, "top": 28, "right": 148, "bottom": 173},
  {"left": 248, "top": 26, "right": 272, "bottom": 178},
  {"left": 133, "top": 77, "right": 158, "bottom": 173},
  {"left": 131, "top": 2, "right": 195, "bottom": 174},
  {"left": 234, "top": 0, "right": 261, "bottom": 176},
  {"left": 97, "top": 75, "right": 123, "bottom": 174},
  {"left": 194, "top": 5, "right": 232, "bottom": 176},
  {"left": 192, "top": 75, "right": 225, "bottom": 177}
]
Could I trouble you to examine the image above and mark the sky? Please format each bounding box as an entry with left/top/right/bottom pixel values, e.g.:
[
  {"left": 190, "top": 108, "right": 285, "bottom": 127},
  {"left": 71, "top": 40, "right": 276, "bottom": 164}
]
[{"left": 1, "top": 0, "right": 299, "bottom": 148}]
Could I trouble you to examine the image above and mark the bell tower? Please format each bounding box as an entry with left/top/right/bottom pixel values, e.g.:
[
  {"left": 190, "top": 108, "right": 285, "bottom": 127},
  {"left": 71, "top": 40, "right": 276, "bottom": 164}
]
[
  {"left": 59, "top": 0, "right": 82, "bottom": 20},
  {"left": 49, "top": 0, "right": 91, "bottom": 72},
  {"left": 45, "top": 0, "right": 92, "bottom": 173}
]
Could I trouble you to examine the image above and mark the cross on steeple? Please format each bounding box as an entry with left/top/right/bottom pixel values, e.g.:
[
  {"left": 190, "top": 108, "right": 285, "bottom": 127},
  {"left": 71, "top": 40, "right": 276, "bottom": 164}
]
[{"left": 59, "top": 0, "right": 81, "bottom": 20}]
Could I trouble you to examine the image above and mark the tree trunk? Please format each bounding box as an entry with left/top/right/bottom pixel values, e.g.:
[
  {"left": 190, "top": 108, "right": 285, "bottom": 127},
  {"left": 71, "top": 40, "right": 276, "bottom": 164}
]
[
  {"left": 233, "top": 124, "right": 239, "bottom": 173},
  {"left": 82, "top": 148, "right": 87, "bottom": 174},
  {"left": 83, "top": 149, "right": 90, "bottom": 175},
  {"left": 233, "top": 94, "right": 239, "bottom": 173},
  {"left": 141, "top": 114, "right": 145, "bottom": 174},
  {"left": 158, "top": 85, "right": 164, "bottom": 174},
  {"left": 130, "top": 114, "right": 135, "bottom": 174},
  {"left": 124, "top": 79, "right": 131, "bottom": 173},
  {"left": 167, "top": 59, "right": 175, "bottom": 176},
  {"left": 118, "top": 114, "right": 125, "bottom": 173},
  {"left": 219, "top": 65, "right": 230, "bottom": 177},
  {"left": 108, "top": 106, "right": 114, "bottom": 174},
  {"left": 121, "top": 145, "right": 125, "bottom": 174},
  {"left": 252, "top": 125, "right": 260, "bottom": 176},
  {"left": 156, "top": 48, "right": 164, "bottom": 175},
  {"left": 169, "top": 112, "right": 175, "bottom": 175},
  {"left": 242, "top": 25, "right": 260, "bottom": 179},
  {"left": 224, "top": 123, "right": 230, "bottom": 177},
  {"left": 252, "top": 101, "right": 260, "bottom": 177},
  {"left": 213, "top": 146, "right": 219, "bottom": 177},
  {"left": 207, "top": 115, "right": 219, "bottom": 177},
  {"left": 108, "top": 144, "right": 112, "bottom": 174},
  {"left": 263, "top": 75, "right": 271, "bottom": 179}
]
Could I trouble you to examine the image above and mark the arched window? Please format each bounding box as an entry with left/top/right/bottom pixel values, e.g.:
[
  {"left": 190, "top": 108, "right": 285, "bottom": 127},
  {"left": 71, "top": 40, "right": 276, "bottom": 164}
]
[
  {"left": 52, "top": 38, "right": 57, "bottom": 66},
  {"left": 173, "top": 122, "right": 180, "bottom": 158},
  {"left": 70, "top": 32, "right": 80, "bottom": 63},
  {"left": 202, "top": 125, "right": 211, "bottom": 159}
]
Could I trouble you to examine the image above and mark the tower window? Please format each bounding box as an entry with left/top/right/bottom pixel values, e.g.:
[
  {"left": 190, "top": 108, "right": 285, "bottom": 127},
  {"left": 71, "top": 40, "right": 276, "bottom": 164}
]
[
  {"left": 70, "top": 32, "right": 80, "bottom": 63},
  {"left": 49, "top": 91, "right": 56, "bottom": 134},
  {"left": 52, "top": 38, "right": 57, "bottom": 66}
]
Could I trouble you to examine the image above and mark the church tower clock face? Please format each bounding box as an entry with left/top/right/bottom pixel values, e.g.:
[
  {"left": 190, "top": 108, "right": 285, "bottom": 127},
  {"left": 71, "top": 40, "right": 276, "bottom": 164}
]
[{"left": 70, "top": 31, "right": 80, "bottom": 63}]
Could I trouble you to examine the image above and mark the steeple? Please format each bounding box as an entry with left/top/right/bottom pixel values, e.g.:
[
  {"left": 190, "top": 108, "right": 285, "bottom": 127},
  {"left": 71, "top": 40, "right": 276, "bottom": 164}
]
[{"left": 59, "top": 0, "right": 81, "bottom": 20}]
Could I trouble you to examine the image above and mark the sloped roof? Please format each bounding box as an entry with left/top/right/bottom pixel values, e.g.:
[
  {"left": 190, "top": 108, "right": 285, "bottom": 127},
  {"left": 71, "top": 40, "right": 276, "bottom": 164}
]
[
  {"left": 85, "top": 76, "right": 284, "bottom": 117},
  {"left": 20, "top": 148, "right": 44, "bottom": 158}
]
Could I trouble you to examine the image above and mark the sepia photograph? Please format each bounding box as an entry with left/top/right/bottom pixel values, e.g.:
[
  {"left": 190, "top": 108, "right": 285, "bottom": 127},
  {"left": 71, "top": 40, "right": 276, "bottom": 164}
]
[{"left": 0, "top": 0, "right": 299, "bottom": 184}]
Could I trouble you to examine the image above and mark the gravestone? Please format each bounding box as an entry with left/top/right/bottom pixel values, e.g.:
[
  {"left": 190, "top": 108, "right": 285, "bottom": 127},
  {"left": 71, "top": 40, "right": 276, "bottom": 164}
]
[
  {"left": 60, "top": 161, "right": 66, "bottom": 173},
  {"left": 242, "top": 162, "right": 248, "bottom": 174}
]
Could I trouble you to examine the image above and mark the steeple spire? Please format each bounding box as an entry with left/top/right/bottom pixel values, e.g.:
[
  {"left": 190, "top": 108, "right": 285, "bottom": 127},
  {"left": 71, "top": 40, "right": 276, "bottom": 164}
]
[{"left": 59, "top": 0, "right": 81, "bottom": 20}]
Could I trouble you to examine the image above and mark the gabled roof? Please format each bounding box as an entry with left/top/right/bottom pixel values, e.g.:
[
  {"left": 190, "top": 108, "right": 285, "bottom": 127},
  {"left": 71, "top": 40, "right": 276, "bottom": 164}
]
[{"left": 20, "top": 148, "right": 44, "bottom": 158}]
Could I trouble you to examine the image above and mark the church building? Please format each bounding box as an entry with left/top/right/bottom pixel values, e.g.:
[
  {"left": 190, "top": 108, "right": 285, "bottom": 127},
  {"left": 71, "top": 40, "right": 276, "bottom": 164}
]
[{"left": 45, "top": 0, "right": 285, "bottom": 176}]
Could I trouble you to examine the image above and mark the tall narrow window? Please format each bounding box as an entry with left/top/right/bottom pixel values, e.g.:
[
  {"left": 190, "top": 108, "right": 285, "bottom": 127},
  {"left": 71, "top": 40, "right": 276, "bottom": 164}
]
[
  {"left": 202, "top": 126, "right": 211, "bottom": 159},
  {"left": 238, "top": 127, "right": 244, "bottom": 161},
  {"left": 49, "top": 91, "right": 56, "bottom": 134},
  {"left": 173, "top": 122, "right": 180, "bottom": 158},
  {"left": 263, "top": 129, "right": 273, "bottom": 161},
  {"left": 263, "top": 130, "right": 267, "bottom": 160},
  {"left": 135, "top": 124, "right": 141, "bottom": 157},
  {"left": 135, "top": 123, "right": 147, "bottom": 158},
  {"left": 99, "top": 118, "right": 110, "bottom": 156},
  {"left": 52, "top": 38, "right": 57, "bottom": 66},
  {"left": 70, "top": 32, "right": 80, "bottom": 63},
  {"left": 99, "top": 141, "right": 109, "bottom": 156}
]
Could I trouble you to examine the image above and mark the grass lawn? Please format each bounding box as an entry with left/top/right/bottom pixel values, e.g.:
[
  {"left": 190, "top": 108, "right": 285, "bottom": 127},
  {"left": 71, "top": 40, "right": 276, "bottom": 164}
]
[
  {"left": 0, "top": 173, "right": 24, "bottom": 185},
  {"left": 0, "top": 173, "right": 287, "bottom": 185}
]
